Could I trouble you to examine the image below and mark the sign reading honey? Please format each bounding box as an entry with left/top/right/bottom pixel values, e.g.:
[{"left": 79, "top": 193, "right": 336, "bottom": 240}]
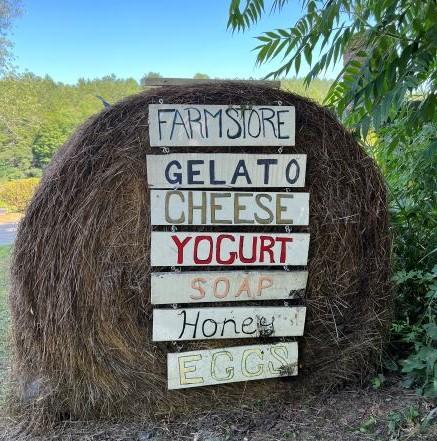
[{"left": 147, "top": 104, "right": 309, "bottom": 390}]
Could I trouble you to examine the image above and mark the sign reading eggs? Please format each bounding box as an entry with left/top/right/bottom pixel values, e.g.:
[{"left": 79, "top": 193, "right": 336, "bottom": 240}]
[{"left": 147, "top": 103, "right": 309, "bottom": 390}]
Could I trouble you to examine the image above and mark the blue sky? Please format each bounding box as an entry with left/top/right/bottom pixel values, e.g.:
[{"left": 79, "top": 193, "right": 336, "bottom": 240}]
[{"left": 10, "top": 1, "right": 339, "bottom": 84}]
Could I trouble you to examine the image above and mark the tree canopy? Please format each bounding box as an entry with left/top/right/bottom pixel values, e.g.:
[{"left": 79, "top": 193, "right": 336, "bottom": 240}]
[
  {"left": 0, "top": 0, "right": 21, "bottom": 72},
  {"left": 228, "top": 0, "right": 436, "bottom": 138}
]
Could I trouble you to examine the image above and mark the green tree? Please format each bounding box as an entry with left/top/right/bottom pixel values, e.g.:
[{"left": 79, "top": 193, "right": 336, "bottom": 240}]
[
  {"left": 140, "top": 71, "right": 162, "bottom": 86},
  {"left": 0, "top": 0, "right": 21, "bottom": 72},
  {"left": 193, "top": 73, "right": 210, "bottom": 79},
  {"left": 0, "top": 74, "right": 141, "bottom": 179},
  {"left": 228, "top": 0, "right": 437, "bottom": 396},
  {"left": 228, "top": 0, "right": 436, "bottom": 137},
  {"left": 31, "top": 123, "right": 71, "bottom": 168}
]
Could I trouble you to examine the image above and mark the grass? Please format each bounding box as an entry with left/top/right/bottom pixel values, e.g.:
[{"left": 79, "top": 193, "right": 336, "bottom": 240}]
[{"left": 0, "top": 244, "right": 12, "bottom": 403}]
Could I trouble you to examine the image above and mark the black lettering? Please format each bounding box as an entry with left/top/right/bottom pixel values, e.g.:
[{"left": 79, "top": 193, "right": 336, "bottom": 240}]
[
  {"left": 277, "top": 110, "right": 290, "bottom": 139},
  {"left": 202, "top": 318, "right": 218, "bottom": 338},
  {"left": 178, "top": 310, "right": 200, "bottom": 339},
  {"left": 187, "top": 160, "right": 204, "bottom": 185},
  {"left": 157, "top": 109, "right": 174, "bottom": 141},
  {"left": 260, "top": 107, "right": 276, "bottom": 137},
  {"left": 285, "top": 159, "right": 300, "bottom": 185},
  {"left": 221, "top": 318, "right": 239, "bottom": 337},
  {"left": 257, "top": 158, "right": 278, "bottom": 184},
  {"left": 165, "top": 160, "right": 182, "bottom": 185},
  {"left": 186, "top": 107, "right": 204, "bottom": 139},
  {"left": 204, "top": 109, "right": 222, "bottom": 138},
  {"left": 231, "top": 160, "right": 252, "bottom": 185},
  {"left": 170, "top": 109, "right": 190, "bottom": 140},
  {"left": 241, "top": 108, "right": 247, "bottom": 138},
  {"left": 248, "top": 110, "right": 261, "bottom": 138},
  {"left": 242, "top": 317, "right": 257, "bottom": 335},
  {"left": 209, "top": 160, "right": 225, "bottom": 185},
  {"left": 225, "top": 108, "right": 242, "bottom": 139}
]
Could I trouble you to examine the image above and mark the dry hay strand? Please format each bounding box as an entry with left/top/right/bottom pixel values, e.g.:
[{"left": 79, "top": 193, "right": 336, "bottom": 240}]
[{"left": 8, "top": 82, "right": 391, "bottom": 429}]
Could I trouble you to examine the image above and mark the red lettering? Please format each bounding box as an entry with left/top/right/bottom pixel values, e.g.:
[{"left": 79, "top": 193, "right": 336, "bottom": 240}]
[
  {"left": 171, "top": 235, "right": 192, "bottom": 264},
  {"left": 239, "top": 236, "right": 257, "bottom": 263},
  {"left": 259, "top": 235, "right": 275, "bottom": 263},
  {"left": 216, "top": 234, "right": 236, "bottom": 265},
  {"left": 276, "top": 237, "right": 293, "bottom": 263},
  {"left": 193, "top": 235, "right": 213, "bottom": 264}
]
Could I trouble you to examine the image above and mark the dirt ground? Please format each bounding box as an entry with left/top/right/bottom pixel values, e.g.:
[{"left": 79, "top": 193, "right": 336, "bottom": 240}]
[{"left": 1, "top": 378, "right": 435, "bottom": 441}]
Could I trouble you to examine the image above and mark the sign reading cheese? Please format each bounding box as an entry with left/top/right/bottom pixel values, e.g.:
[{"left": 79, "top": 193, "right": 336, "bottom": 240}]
[{"left": 150, "top": 190, "right": 309, "bottom": 226}]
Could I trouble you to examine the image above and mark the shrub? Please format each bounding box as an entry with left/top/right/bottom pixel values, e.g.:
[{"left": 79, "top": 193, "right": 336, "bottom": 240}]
[
  {"left": 0, "top": 178, "right": 40, "bottom": 212},
  {"left": 370, "top": 112, "right": 437, "bottom": 398}
]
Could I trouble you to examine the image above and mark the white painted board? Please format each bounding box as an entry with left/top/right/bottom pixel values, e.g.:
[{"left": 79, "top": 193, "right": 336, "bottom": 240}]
[
  {"left": 150, "top": 232, "right": 310, "bottom": 267},
  {"left": 151, "top": 270, "right": 308, "bottom": 304},
  {"left": 146, "top": 154, "right": 306, "bottom": 188},
  {"left": 153, "top": 306, "right": 306, "bottom": 341},
  {"left": 167, "top": 342, "right": 298, "bottom": 389},
  {"left": 150, "top": 190, "right": 309, "bottom": 226},
  {"left": 148, "top": 104, "right": 295, "bottom": 147}
]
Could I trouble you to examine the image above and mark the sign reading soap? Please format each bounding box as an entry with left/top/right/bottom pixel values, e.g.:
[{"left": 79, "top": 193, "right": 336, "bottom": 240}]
[{"left": 148, "top": 104, "right": 295, "bottom": 147}]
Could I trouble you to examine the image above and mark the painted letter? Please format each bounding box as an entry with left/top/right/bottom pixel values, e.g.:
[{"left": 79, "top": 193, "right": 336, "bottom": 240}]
[
  {"left": 171, "top": 235, "right": 192, "bottom": 264},
  {"left": 190, "top": 277, "right": 206, "bottom": 300},
  {"left": 178, "top": 354, "right": 203, "bottom": 385},
  {"left": 211, "top": 351, "right": 233, "bottom": 381},
  {"left": 241, "top": 348, "right": 264, "bottom": 377}
]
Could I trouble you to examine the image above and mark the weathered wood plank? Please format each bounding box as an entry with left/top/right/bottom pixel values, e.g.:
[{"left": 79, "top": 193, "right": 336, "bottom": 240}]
[
  {"left": 151, "top": 270, "right": 308, "bottom": 304},
  {"left": 167, "top": 342, "right": 298, "bottom": 389},
  {"left": 150, "top": 232, "right": 310, "bottom": 267},
  {"left": 148, "top": 104, "right": 295, "bottom": 146},
  {"left": 150, "top": 190, "right": 309, "bottom": 226},
  {"left": 152, "top": 306, "right": 306, "bottom": 341},
  {"left": 146, "top": 153, "right": 306, "bottom": 188}
]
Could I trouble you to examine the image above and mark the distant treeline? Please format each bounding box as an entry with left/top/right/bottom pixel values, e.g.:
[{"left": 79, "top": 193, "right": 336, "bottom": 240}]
[{"left": 0, "top": 73, "right": 332, "bottom": 180}]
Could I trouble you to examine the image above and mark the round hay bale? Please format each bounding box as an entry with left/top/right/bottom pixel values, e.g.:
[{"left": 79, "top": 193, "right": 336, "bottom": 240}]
[{"left": 9, "top": 83, "right": 391, "bottom": 426}]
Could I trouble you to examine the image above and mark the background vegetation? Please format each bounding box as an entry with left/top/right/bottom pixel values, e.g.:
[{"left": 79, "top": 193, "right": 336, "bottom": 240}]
[
  {"left": 0, "top": 74, "right": 331, "bottom": 211},
  {"left": 229, "top": 0, "right": 436, "bottom": 399}
]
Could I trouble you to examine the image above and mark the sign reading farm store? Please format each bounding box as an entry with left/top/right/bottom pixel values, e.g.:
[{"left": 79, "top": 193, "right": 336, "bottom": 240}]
[
  {"left": 148, "top": 104, "right": 295, "bottom": 146},
  {"left": 147, "top": 102, "right": 308, "bottom": 390}
]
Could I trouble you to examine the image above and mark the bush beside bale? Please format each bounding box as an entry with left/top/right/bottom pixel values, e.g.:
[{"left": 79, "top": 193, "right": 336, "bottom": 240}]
[
  {"left": 0, "top": 178, "right": 40, "bottom": 213},
  {"left": 9, "top": 83, "right": 391, "bottom": 428}
]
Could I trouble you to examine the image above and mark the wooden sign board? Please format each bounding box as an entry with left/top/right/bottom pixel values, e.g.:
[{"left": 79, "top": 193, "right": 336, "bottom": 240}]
[
  {"left": 151, "top": 270, "right": 308, "bottom": 304},
  {"left": 146, "top": 154, "right": 306, "bottom": 188},
  {"left": 150, "top": 190, "right": 309, "bottom": 226},
  {"left": 150, "top": 232, "right": 310, "bottom": 267},
  {"left": 167, "top": 342, "right": 298, "bottom": 389},
  {"left": 148, "top": 104, "right": 295, "bottom": 147},
  {"left": 152, "top": 306, "right": 306, "bottom": 341}
]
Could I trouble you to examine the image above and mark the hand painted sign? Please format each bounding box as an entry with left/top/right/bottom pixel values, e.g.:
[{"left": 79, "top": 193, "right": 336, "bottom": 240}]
[
  {"left": 148, "top": 104, "right": 295, "bottom": 147},
  {"left": 151, "top": 270, "right": 308, "bottom": 304},
  {"left": 150, "top": 190, "right": 309, "bottom": 226},
  {"left": 150, "top": 232, "right": 310, "bottom": 267},
  {"left": 153, "top": 306, "right": 306, "bottom": 341},
  {"left": 146, "top": 154, "right": 306, "bottom": 188},
  {"left": 167, "top": 342, "right": 298, "bottom": 389}
]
